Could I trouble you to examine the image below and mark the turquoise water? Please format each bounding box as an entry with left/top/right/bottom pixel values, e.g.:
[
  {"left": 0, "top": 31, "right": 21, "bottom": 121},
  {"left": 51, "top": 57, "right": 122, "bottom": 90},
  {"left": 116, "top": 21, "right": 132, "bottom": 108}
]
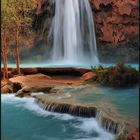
[
  {"left": 1, "top": 95, "right": 114, "bottom": 140},
  {"left": 1, "top": 63, "right": 139, "bottom": 69},
  {"left": 1, "top": 85, "right": 139, "bottom": 140},
  {"left": 75, "top": 85, "right": 139, "bottom": 121},
  {"left": 1, "top": 62, "right": 139, "bottom": 140}
]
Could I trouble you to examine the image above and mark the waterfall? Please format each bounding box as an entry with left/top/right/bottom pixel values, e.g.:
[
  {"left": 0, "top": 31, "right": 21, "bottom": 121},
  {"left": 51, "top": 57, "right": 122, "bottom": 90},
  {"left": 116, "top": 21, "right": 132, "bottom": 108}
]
[
  {"left": 50, "top": 0, "right": 99, "bottom": 65},
  {"left": 35, "top": 98, "right": 124, "bottom": 134}
]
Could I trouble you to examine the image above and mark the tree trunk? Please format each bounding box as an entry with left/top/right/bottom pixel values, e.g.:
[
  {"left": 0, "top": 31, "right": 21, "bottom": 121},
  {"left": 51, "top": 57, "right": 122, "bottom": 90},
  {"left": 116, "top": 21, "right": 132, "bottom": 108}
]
[
  {"left": 15, "top": 25, "right": 21, "bottom": 74},
  {"left": 2, "top": 30, "right": 8, "bottom": 79}
]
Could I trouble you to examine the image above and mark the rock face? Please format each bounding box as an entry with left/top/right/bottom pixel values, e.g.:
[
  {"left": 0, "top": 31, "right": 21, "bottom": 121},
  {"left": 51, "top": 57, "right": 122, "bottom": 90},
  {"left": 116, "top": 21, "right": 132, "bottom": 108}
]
[
  {"left": 127, "top": 128, "right": 139, "bottom": 140},
  {"left": 90, "top": 0, "right": 139, "bottom": 44},
  {"left": 90, "top": 0, "right": 139, "bottom": 63},
  {"left": 34, "top": 0, "right": 139, "bottom": 43},
  {"left": 31, "top": 0, "right": 139, "bottom": 63}
]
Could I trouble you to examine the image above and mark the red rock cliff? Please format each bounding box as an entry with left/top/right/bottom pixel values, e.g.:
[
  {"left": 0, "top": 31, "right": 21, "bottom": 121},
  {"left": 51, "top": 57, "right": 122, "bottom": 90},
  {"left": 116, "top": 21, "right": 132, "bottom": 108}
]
[
  {"left": 34, "top": 0, "right": 139, "bottom": 45},
  {"left": 90, "top": 0, "right": 139, "bottom": 44},
  {"left": 32, "top": 0, "right": 139, "bottom": 63}
]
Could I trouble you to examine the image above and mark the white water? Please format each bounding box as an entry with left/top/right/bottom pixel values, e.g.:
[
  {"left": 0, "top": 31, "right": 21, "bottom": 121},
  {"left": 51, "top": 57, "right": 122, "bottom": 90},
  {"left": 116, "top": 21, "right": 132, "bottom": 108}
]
[
  {"left": 2, "top": 94, "right": 114, "bottom": 140},
  {"left": 50, "top": 0, "right": 99, "bottom": 65}
]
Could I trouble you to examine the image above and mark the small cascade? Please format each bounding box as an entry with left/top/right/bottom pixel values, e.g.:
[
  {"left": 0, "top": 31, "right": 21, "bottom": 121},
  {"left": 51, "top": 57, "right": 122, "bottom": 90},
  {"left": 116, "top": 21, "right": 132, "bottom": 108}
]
[
  {"left": 36, "top": 98, "right": 97, "bottom": 117},
  {"left": 96, "top": 111, "right": 122, "bottom": 134},
  {"left": 35, "top": 98, "right": 124, "bottom": 134}
]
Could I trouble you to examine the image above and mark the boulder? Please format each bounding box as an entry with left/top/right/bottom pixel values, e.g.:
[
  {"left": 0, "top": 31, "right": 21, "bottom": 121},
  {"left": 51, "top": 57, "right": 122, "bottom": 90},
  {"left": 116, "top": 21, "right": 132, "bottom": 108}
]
[{"left": 80, "top": 72, "right": 96, "bottom": 81}]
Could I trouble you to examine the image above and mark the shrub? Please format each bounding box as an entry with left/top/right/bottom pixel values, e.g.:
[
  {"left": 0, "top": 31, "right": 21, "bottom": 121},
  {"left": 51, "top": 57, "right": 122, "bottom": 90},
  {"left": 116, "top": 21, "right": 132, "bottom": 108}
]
[{"left": 92, "top": 63, "right": 139, "bottom": 87}]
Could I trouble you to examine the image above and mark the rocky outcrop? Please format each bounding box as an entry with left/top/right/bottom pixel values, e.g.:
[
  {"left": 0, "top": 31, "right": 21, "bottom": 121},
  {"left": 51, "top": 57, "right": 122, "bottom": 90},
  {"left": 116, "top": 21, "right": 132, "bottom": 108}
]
[
  {"left": 7, "top": 72, "right": 89, "bottom": 96},
  {"left": 9, "top": 73, "right": 54, "bottom": 96}
]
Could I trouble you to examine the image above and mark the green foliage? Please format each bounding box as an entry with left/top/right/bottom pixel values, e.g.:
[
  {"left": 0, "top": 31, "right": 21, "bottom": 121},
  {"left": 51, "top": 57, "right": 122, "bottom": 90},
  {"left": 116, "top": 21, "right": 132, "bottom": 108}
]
[
  {"left": 2, "top": 0, "right": 35, "bottom": 32},
  {"left": 92, "top": 63, "right": 139, "bottom": 87},
  {"left": 1, "top": 0, "right": 36, "bottom": 54}
]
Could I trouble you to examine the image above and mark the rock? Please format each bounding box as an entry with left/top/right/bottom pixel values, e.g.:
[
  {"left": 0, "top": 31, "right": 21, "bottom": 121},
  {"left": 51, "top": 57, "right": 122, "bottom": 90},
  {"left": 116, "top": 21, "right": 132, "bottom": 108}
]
[
  {"left": 80, "top": 72, "right": 95, "bottom": 81},
  {"left": 1, "top": 85, "right": 13, "bottom": 93},
  {"left": 13, "top": 82, "right": 22, "bottom": 93},
  {"left": 22, "top": 86, "right": 32, "bottom": 93},
  {"left": 15, "top": 89, "right": 24, "bottom": 97},
  {"left": 31, "top": 86, "right": 53, "bottom": 92},
  {"left": 20, "top": 68, "right": 38, "bottom": 75},
  {"left": 9, "top": 73, "right": 51, "bottom": 84},
  {"left": 26, "top": 73, "right": 51, "bottom": 79},
  {"left": 15, "top": 89, "right": 31, "bottom": 98},
  {"left": 127, "top": 128, "right": 139, "bottom": 140},
  {"left": 15, "top": 85, "right": 53, "bottom": 97},
  {"left": 1, "top": 80, "right": 13, "bottom": 93}
]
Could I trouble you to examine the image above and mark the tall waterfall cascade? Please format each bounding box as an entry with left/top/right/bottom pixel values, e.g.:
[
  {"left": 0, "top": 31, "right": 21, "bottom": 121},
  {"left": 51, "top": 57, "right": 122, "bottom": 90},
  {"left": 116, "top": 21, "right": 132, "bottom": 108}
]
[{"left": 50, "top": 0, "right": 99, "bottom": 65}]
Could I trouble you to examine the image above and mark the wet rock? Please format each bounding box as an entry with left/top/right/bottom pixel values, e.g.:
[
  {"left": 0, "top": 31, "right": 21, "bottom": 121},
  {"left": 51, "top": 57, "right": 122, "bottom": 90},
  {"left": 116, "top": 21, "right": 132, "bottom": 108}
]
[
  {"left": 31, "top": 86, "right": 53, "bottom": 93},
  {"left": 127, "top": 128, "right": 139, "bottom": 140},
  {"left": 15, "top": 88, "right": 31, "bottom": 98},
  {"left": 22, "top": 86, "right": 32, "bottom": 93},
  {"left": 15, "top": 85, "right": 54, "bottom": 97},
  {"left": 35, "top": 96, "right": 123, "bottom": 134}
]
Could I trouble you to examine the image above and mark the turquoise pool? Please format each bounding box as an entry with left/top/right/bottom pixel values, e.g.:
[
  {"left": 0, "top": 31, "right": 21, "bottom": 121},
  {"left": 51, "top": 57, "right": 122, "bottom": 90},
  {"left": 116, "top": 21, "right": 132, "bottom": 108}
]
[{"left": 1, "top": 95, "right": 114, "bottom": 140}]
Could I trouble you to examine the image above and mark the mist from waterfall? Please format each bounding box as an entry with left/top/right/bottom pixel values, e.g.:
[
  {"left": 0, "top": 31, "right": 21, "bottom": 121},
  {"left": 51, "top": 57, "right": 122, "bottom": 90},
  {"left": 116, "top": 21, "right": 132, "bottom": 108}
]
[{"left": 50, "top": 0, "right": 99, "bottom": 65}]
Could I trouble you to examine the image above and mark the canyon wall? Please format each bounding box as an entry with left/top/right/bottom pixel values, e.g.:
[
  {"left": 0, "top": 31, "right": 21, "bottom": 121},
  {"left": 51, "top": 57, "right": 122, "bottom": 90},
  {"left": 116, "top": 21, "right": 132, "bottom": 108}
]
[
  {"left": 90, "top": 0, "right": 139, "bottom": 63},
  {"left": 13, "top": 0, "right": 139, "bottom": 63}
]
